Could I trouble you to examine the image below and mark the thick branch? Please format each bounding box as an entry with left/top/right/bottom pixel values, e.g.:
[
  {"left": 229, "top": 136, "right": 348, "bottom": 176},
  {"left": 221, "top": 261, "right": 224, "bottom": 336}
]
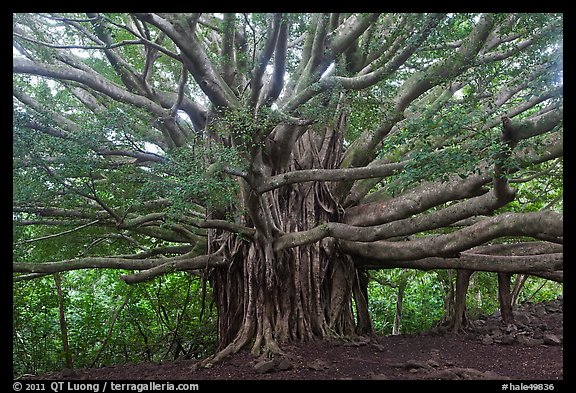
[
  {"left": 359, "top": 253, "right": 562, "bottom": 274},
  {"left": 250, "top": 13, "right": 282, "bottom": 107},
  {"left": 274, "top": 186, "right": 516, "bottom": 251},
  {"left": 120, "top": 253, "right": 227, "bottom": 284},
  {"left": 469, "top": 241, "right": 563, "bottom": 256},
  {"left": 13, "top": 256, "right": 171, "bottom": 274},
  {"left": 530, "top": 270, "right": 563, "bottom": 283},
  {"left": 221, "top": 13, "right": 237, "bottom": 87},
  {"left": 262, "top": 18, "right": 289, "bottom": 106},
  {"left": 341, "top": 210, "right": 562, "bottom": 263},
  {"left": 344, "top": 174, "right": 490, "bottom": 227},
  {"left": 503, "top": 107, "right": 563, "bottom": 143},
  {"left": 325, "top": 13, "right": 381, "bottom": 60},
  {"left": 13, "top": 57, "right": 188, "bottom": 146},
  {"left": 257, "top": 161, "right": 405, "bottom": 193},
  {"left": 133, "top": 13, "right": 239, "bottom": 109},
  {"left": 14, "top": 57, "right": 161, "bottom": 118}
]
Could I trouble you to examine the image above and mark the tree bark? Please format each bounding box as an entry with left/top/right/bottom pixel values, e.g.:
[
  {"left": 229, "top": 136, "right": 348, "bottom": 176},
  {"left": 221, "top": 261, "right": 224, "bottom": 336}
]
[
  {"left": 204, "top": 127, "right": 362, "bottom": 363},
  {"left": 452, "top": 269, "right": 474, "bottom": 332},
  {"left": 352, "top": 269, "right": 373, "bottom": 335},
  {"left": 511, "top": 274, "right": 528, "bottom": 305},
  {"left": 53, "top": 273, "right": 73, "bottom": 369},
  {"left": 443, "top": 270, "right": 455, "bottom": 325},
  {"left": 392, "top": 279, "right": 407, "bottom": 335},
  {"left": 498, "top": 272, "right": 515, "bottom": 324}
]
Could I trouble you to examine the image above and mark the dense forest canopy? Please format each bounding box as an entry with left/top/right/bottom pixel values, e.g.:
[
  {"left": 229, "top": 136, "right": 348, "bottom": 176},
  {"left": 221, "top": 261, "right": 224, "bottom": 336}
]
[{"left": 13, "top": 13, "right": 562, "bottom": 364}]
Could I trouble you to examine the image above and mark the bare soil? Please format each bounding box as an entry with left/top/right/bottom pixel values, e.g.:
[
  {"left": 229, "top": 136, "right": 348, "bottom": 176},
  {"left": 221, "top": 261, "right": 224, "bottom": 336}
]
[{"left": 24, "top": 298, "right": 563, "bottom": 381}]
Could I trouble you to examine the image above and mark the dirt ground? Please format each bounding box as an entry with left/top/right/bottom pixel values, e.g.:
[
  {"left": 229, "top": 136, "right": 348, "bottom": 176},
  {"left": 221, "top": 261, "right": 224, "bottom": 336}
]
[{"left": 24, "top": 298, "right": 563, "bottom": 381}]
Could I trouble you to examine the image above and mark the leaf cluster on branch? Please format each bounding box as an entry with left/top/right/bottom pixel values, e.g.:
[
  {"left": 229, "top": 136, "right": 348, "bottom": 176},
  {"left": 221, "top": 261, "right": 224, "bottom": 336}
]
[{"left": 13, "top": 12, "right": 563, "bottom": 284}]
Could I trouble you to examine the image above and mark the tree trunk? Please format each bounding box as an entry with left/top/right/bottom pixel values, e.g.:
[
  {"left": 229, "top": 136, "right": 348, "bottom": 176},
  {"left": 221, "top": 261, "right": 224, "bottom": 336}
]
[
  {"left": 205, "top": 127, "right": 363, "bottom": 363},
  {"left": 208, "top": 216, "right": 358, "bottom": 361},
  {"left": 452, "top": 269, "right": 474, "bottom": 332},
  {"left": 498, "top": 272, "right": 515, "bottom": 324},
  {"left": 53, "top": 273, "right": 73, "bottom": 369},
  {"left": 440, "top": 270, "right": 455, "bottom": 326},
  {"left": 353, "top": 268, "right": 373, "bottom": 335},
  {"left": 511, "top": 273, "right": 527, "bottom": 305},
  {"left": 392, "top": 280, "right": 407, "bottom": 335}
]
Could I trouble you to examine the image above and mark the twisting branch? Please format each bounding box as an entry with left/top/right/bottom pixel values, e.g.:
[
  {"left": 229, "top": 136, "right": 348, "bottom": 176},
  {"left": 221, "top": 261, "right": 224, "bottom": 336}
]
[
  {"left": 133, "top": 13, "right": 239, "bottom": 109},
  {"left": 273, "top": 186, "right": 516, "bottom": 251},
  {"left": 262, "top": 18, "right": 288, "bottom": 106},
  {"left": 169, "top": 65, "right": 188, "bottom": 118},
  {"left": 258, "top": 161, "right": 405, "bottom": 193},
  {"left": 120, "top": 253, "right": 227, "bottom": 284},
  {"left": 249, "top": 13, "right": 283, "bottom": 107},
  {"left": 358, "top": 253, "right": 563, "bottom": 274},
  {"left": 341, "top": 210, "right": 562, "bottom": 263},
  {"left": 14, "top": 220, "right": 101, "bottom": 246},
  {"left": 13, "top": 31, "right": 143, "bottom": 51}
]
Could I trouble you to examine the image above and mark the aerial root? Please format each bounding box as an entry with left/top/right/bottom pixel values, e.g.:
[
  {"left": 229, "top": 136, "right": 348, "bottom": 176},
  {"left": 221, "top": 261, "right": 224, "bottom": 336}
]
[
  {"left": 199, "top": 338, "right": 245, "bottom": 368},
  {"left": 199, "top": 328, "right": 285, "bottom": 368}
]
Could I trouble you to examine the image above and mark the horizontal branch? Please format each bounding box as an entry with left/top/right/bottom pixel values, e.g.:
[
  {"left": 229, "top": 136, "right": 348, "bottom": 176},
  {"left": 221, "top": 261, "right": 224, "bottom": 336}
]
[
  {"left": 113, "top": 245, "right": 195, "bottom": 259},
  {"left": 14, "top": 206, "right": 109, "bottom": 220},
  {"left": 344, "top": 174, "right": 490, "bottom": 227},
  {"left": 15, "top": 202, "right": 254, "bottom": 239},
  {"left": 13, "top": 58, "right": 163, "bottom": 113},
  {"left": 341, "top": 210, "right": 562, "bottom": 263},
  {"left": 13, "top": 272, "right": 54, "bottom": 281},
  {"left": 12, "top": 248, "right": 221, "bottom": 280},
  {"left": 14, "top": 219, "right": 95, "bottom": 226},
  {"left": 13, "top": 256, "right": 169, "bottom": 275},
  {"left": 530, "top": 270, "right": 563, "bottom": 283},
  {"left": 468, "top": 241, "right": 563, "bottom": 256},
  {"left": 346, "top": 129, "right": 562, "bottom": 228},
  {"left": 14, "top": 219, "right": 101, "bottom": 245},
  {"left": 257, "top": 161, "right": 405, "bottom": 193},
  {"left": 181, "top": 218, "right": 256, "bottom": 238},
  {"left": 14, "top": 31, "right": 143, "bottom": 51},
  {"left": 273, "top": 186, "right": 515, "bottom": 251},
  {"left": 119, "top": 210, "right": 255, "bottom": 238},
  {"left": 358, "top": 252, "right": 562, "bottom": 274},
  {"left": 97, "top": 149, "right": 166, "bottom": 163},
  {"left": 120, "top": 253, "right": 227, "bottom": 284}
]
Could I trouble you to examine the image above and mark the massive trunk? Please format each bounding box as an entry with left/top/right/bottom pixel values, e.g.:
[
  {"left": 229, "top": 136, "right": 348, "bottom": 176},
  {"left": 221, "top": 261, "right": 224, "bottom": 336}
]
[{"left": 206, "top": 126, "right": 365, "bottom": 362}]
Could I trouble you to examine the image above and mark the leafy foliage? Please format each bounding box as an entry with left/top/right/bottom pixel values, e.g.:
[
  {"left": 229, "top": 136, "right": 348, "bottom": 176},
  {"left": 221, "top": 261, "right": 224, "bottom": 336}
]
[
  {"left": 368, "top": 269, "right": 562, "bottom": 335},
  {"left": 13, "top": 271, "right": 217, "bottom": 377}
]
